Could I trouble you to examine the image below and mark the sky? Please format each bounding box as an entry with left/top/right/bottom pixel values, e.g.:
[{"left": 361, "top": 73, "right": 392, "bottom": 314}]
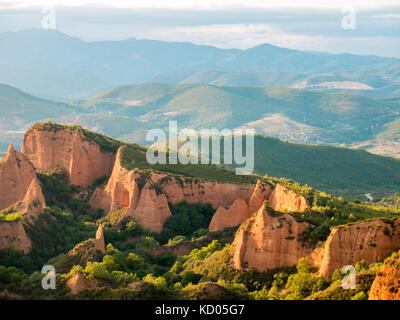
[{"left": 0, "top": 0, "right": 399, "bottom": 57}]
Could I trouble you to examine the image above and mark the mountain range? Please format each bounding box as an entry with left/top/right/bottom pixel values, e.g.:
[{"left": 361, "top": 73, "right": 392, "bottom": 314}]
[{"left": 1, "top": 29, "right": 400, "bottom": 101}]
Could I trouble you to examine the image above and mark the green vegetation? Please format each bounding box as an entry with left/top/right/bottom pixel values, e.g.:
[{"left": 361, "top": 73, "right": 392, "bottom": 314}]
[
  {"left": 120, "top": 143, "right": 257, "bottom": 184},
  {"left": 32, "top": 121, "right": 123, "bottom": 153},
  {"left": 379, "top": 193, "right": 400, "bottom": 210},
  {"left": 1, "top": 125, "right": 400, "bottom": 300},
  {"left": 248, "top": 135, "right": 400, "bottom": 198},
  {"left": 160, "top": 201, "right": 215, "bottom": 243},
  {"left": 289, "top": 190, "right": 400, "bottom": 244}
]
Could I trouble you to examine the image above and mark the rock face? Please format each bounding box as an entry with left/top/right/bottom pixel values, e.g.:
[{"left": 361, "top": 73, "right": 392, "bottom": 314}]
[
  {"left": 67, "top": 272, "right": 97, "bottom": 294},
  {"left": 13, "top": 176, "right": 46, "bottom": 221},
  {"left": 208, "top": 180, "right": 309, "bottom": 232},
  {"left": 93, "top": 225, "right": 106, "bottom": 254},
  {"left": 369, "top": 254, "right": 400, "bottom": 300},
  {"left": 209, "top": 199, "right": 251, "bottom": 232},
  {"left": 0, "top": 144, "right": 36, "bottom": 210},
  {"left": 90, "top": 147, "right": 254, "bottom": 233},
  {"left": 22, "top": 125, "right": 116, "bottom": 187},
  {"left": 126, "top": 182, "right": 171, "bottom": 234},
  {"left": 155, "top": 173, "right": 254, "bottom": 209},
  {"left": 269, "top": 184, "right": 309, "bottom": 213},
  {"left": 248, "top": 180, "right": 273, "bottom": 213},
  {"left": 0, "top": 221, "right": 31, "bottom": 254},
  {"left": 319, "top": 219, "right": 400, "bottom": 277},
  {"left": 231, "top": 206, "right": 313, "bottom": 271}
]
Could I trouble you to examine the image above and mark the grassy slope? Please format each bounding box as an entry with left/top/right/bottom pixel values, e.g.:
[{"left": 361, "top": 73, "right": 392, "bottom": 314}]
[
  {"left": 250, "top": 135, "right": 400, "bottom": 197},
  {"left": 120, "top": 144, "right": 257, "bottom": 185}
]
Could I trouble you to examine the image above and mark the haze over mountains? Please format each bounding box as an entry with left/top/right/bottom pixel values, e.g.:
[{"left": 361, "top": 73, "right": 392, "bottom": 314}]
[{"left": 1, "top": 29, "right": 400, "bottom": 101}]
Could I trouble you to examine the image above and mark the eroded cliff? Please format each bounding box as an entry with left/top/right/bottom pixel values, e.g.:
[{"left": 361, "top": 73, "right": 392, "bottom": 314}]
[
  {"left": 369, "top": 252, "right": 400, "bottom": 300},
  {"left": 0, "top": 221, "right": 31, "bottom": 254},
  {"left": 0, "top": 144, "right": 36, "bottom": 210},
  {"left": 90, "top": 147, "right": 254, "bottom": 233},
  {"left": 22, "top": 123, "right": 116, "bottom": 187},
  {"left": 209, "top": 180, "right": 310, "bottom": 232},
  {"left": 230, "top": 206, "right": 314, "bottom": 271},
  {"left": 319, "top": 219, "right": 400, "bottom": 277}
]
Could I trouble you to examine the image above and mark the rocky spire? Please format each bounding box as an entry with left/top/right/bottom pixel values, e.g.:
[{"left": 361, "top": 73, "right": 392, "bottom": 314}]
[
  {"left": 0, "top": 144, "right": 36, "bottom": 210},
  {"left": 93, "top": 225, "right": 106, "bottom": 254},
  {"left": 13, "top": 176, "right": 46, "bottom": 221}
]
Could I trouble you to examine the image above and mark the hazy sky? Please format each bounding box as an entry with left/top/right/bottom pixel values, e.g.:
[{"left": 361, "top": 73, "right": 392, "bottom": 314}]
[{"left": 0, "top": 0, "right": 399, "bottom": 57}]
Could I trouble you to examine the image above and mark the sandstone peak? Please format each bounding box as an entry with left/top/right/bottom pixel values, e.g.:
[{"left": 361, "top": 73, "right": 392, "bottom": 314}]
[
  {"left": 17, "top": 176, "right": 46, "bottom": 221},
  {"left": 0, "top": 221, "right": 32, "bottom": 254},
  {"left": 7, "top": 143, "right": 14, "bottom": 154},
  {"left": 248, "top": 179, "right": 273, "bottom": 213},
  {"left": 67, "top": 272, "right": 97, "bottom": 294},
  {"left": 209, "top": 199, "right": 252, "bottom": 232},
  {"left": 269, "top": 184, "right": 310, "bottom": 213},
  {"left": 0, "top": 144, "right": 36, "bottom": 210},
  {"left": 22, "top": 123, "right": 117, "bottom": 187},
  {"left": 93, "top": 224, "right": 106, "bottom": 254},
  {"left": 231, "top": 205, "right": 314, "bottom": 271}
]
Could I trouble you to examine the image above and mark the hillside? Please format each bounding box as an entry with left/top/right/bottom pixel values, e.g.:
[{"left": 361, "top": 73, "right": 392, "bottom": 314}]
[
  {"left": 151, "top": 134, "right": 400, "bottom": 199},
  {"left": 249, "top": 136, "right": 400, "bottom": 198}
]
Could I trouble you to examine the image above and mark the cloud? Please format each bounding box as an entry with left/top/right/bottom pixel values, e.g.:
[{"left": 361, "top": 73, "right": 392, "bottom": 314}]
[
  {"left": 133, "top": 23, "right": 323, "bottom": 50},
  {"left": 1, "top": 0, "right": 399, "bottom": 10},
  {"left": 0, "top": 4, "right": 398, "bottom": 57},
  {"left": 119, "top": 23, "right": 400, "bottom": 58}
]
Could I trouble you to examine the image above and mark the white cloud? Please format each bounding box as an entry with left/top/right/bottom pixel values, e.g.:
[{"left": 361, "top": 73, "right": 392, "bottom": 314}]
[
  {"left": 136, "top": 23, "right": 322, "bottom": 50},
  {"left": 62, "top": 22, "right": 400, "bottom": 57}
]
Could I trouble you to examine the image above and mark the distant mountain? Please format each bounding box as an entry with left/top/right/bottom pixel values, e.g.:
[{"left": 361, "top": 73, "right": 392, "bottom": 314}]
[
  {"left": 77, "top": 83, "right": 400, "bottom": 146},
  {"left": 0, "top": 83, "right": 83, "bottom": 151},
  {"left": 1, "top": 29, "right": 400, "bottom": 100},
  {"left": 151, "top": 69, "right": 400, "bottom": 98},
  {"left": 2, "top": 82, "right": 399, "bottom": 157}
]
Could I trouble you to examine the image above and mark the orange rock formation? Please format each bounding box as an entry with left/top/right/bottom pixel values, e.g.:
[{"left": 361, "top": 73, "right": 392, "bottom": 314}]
[
  {"left": 209, "top": 199, "right": 252, "bottom": 232},
  {"left": 0, "top": 144, "right": 36, "bottom": 210},
  {"left": 12, "top": 176, "right": 46, "bottom": 221},
  {"left": 231, "top": 206, "right": 314, "bottom": 271},
  {"left": 22, "top": 125, "right": 116, "bottom": 187},
  {"left": 269, "top": 184, "right": 310, "bottom": 213},
  {"left": 248, "top": 180, "right": 273, "bottom": 212},
  {"left": 369, "top": 253, "right": 400, "bottom": 300},
  {"left": 67, "top": 272, "right": 97, "bottom": 294},
  {"left": 0, "top": 221, "right": 31, "bottom": 254},
  {"left": 208, "top": 180, "right": 309, "bottom": 232},
  {"left": 318, "top": 219, "right": 400, "bottom": 277},
  {"left": 93, "top": 225, "right": 106, "bottom": 254},
  {"left": 90, "top": 147, "right": 254, "bottom": 233}
]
